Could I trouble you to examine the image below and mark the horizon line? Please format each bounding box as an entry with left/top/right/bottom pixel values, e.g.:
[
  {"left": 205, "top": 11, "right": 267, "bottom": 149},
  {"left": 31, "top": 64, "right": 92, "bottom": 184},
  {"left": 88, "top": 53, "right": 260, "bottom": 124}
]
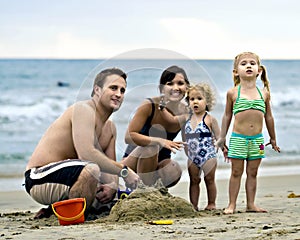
[{"left": 0, "top": 57, "right": 299, "bottom": 61}]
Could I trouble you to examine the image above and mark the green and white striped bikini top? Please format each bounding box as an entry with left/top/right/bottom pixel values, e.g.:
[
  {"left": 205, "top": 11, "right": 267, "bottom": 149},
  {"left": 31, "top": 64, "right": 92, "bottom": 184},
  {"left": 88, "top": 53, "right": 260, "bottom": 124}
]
[{"left": 233, "top": 85, "right": 266, "bottom": 115}]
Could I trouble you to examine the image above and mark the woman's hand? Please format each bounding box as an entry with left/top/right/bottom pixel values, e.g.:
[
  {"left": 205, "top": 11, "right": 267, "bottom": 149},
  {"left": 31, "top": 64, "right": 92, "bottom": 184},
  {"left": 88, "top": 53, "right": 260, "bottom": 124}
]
[{"left": 159, "top": 138, "right": 185, "bottom": 153}]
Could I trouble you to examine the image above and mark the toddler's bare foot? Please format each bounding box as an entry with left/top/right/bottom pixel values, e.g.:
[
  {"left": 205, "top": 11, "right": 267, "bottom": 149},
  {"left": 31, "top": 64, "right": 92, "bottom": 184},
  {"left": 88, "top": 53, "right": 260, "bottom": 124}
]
[
  {"left": 204, "top": 203, "right": 216, "bottom": 211},
  {"left": 193, "top": 206, "right": 199, "bottom": 211}
]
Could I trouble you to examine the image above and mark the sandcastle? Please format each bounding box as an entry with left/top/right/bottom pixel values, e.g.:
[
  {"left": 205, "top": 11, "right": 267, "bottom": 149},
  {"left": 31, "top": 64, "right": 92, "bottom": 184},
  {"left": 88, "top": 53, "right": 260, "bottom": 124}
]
[{"left": 107, "top": 179, "right": 198, "bottom": 222}]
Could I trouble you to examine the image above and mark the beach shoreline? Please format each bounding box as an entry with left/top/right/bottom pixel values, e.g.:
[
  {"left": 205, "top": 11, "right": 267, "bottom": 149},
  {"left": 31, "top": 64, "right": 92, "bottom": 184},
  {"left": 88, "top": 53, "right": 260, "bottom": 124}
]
[
  {"left": 2, "top": 163, "right": 300, "bottom": 193},
  {"left": 1, "top": 174, "right": 300, "bottom": 239}
]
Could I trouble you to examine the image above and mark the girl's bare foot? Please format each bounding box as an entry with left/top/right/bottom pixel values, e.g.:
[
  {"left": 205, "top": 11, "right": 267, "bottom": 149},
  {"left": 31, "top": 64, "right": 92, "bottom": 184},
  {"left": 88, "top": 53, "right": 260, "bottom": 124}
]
[
  {"left": 223, "top": 208, "right": 235, "bottom": 214},
  {"left": 246, "top": 206, "right": 267, "bottom": 213},
  {"left": 223, "top": 203, "right": 236, "bottom": 214}
]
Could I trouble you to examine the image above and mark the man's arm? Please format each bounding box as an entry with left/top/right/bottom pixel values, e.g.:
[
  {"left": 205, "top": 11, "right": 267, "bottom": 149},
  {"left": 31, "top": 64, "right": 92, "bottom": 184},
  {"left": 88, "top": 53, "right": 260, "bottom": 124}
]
[
  {"left": 72, "top": 102, "right": 123, "bottom": 174},
  {"left": 97, "top": 121, "right": 118, "bottom": 203},
  {"left": 71, "top": 101, "right": 139, "bottom": 189}
]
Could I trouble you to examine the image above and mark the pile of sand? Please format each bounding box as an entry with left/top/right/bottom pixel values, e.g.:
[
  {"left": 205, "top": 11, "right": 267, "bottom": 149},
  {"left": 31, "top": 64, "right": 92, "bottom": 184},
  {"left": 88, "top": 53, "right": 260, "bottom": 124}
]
[{"left": 105, "top": 180, "right": 198, "bottom": 223}]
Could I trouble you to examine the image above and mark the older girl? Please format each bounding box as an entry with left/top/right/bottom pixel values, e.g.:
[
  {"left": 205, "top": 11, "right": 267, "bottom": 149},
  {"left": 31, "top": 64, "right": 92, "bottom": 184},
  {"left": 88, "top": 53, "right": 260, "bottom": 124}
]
[{"left": 217, "top": 52, "right": 280, "bottom": 214}]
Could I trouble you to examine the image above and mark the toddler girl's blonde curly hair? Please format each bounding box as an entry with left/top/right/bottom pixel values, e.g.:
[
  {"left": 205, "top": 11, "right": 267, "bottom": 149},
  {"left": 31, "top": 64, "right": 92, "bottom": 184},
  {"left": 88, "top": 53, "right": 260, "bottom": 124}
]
[{"left": 186, "top": 83, "right": 216, "bottom": 112}]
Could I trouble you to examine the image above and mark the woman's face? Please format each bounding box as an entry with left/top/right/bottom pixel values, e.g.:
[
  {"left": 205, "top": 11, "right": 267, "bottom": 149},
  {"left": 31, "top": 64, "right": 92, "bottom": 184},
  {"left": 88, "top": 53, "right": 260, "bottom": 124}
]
[{"left": 162, "top": 73, "right": 188, "bottom": 102}]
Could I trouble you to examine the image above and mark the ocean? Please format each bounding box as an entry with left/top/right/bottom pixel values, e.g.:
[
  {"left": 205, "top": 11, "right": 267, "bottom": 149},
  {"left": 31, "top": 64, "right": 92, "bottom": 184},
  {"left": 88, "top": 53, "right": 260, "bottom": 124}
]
[{"left": 1, "top": 58, "right": 300, "bottom": 191}]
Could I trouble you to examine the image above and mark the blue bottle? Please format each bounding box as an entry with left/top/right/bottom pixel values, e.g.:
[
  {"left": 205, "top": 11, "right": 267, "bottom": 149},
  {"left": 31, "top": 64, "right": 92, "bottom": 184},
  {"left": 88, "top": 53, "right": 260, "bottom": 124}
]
[{"left": 117, "top": 187, "right": 132, "bottom": 199}]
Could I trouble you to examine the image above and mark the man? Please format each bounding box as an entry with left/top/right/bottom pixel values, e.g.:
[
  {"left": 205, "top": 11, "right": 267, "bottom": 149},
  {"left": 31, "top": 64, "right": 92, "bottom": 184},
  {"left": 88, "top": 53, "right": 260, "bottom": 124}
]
[{"left": 25, "top": 68, "right": 139, "bottom": 218}]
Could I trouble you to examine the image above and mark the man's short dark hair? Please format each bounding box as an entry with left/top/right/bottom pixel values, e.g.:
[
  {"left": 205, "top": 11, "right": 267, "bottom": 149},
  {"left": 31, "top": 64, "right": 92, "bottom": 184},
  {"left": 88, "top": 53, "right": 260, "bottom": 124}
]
[{"left": 91, "top": 68, "right": 127, "bottom": 96}]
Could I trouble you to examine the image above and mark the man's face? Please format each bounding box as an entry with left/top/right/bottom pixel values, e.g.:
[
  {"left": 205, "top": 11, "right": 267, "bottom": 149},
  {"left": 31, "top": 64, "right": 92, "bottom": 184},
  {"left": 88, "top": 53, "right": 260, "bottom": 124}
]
[{"left": 99, "top": 74, "right": 127, "bottom": 111}]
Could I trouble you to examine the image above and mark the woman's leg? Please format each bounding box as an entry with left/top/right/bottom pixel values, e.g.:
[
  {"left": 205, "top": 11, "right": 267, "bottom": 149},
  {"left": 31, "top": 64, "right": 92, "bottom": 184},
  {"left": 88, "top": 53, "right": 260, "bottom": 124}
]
[
  {"left": 188, "top": 160, "right": 201, "bottom": 210},
  {"left": 157, "top": 158, "right": 182, "bottom": 188},
  {"left": 245, "top": 158, "right": 267, "bottom": 212},
  {"left": 224, "top": 159, "right": 244, "bottom": 214},
  {"left": 122, "top": 145, "right": 159, "bottom": 186}
]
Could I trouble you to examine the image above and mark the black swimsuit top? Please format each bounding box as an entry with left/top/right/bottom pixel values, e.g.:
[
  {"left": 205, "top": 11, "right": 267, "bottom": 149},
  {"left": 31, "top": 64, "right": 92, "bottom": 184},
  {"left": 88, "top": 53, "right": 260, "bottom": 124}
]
[{"left": 123, "top": 98, "right": 180, "bottom": 161}]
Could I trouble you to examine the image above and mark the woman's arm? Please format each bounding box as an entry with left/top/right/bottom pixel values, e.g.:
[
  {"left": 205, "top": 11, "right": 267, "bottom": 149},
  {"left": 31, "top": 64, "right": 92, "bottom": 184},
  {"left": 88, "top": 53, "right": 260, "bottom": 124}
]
[
  {"left": 125, "top": 98, "right": 185, "bottom": 152},
  {"left": 125, "top": 99, "right": 167, "bottom": 147}
]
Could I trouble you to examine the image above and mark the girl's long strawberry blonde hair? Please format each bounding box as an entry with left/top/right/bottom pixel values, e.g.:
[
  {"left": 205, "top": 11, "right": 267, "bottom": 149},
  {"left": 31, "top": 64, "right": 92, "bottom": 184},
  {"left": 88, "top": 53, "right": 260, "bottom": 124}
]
[{"left": 233, "top": 52, "right": 270, "bottom": 93}]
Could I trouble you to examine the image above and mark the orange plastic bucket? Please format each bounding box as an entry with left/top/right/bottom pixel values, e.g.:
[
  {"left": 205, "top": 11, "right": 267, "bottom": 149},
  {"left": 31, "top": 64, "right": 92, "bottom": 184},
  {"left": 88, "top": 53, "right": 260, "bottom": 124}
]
[{"left": 52, "top": 198, "right": 86, "bottom": 226}]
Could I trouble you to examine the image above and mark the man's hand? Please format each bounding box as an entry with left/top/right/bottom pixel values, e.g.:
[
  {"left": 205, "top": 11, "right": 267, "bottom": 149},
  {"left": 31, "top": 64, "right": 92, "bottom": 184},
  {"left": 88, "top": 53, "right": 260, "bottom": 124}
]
[
  {"left": 95, "top": 184, "right": 117, "bottom": 204},
  {"left": 123, "top": 167, "right": 140, "bottom": 190}
]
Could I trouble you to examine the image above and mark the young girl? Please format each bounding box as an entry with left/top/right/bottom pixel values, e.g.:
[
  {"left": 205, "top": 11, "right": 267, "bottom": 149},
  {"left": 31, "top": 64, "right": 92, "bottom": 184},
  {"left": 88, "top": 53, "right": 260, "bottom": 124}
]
[
  {"left": 160, "top": 83, "right": 220, "bottom": 211},
  {"left": 216, "top": 52, "right": 280, "bottom": 214}
]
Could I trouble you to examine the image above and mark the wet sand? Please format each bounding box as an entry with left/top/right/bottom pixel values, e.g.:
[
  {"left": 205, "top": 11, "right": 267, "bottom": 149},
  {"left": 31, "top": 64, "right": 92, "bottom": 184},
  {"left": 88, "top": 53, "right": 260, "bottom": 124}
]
[{"left": 1, "top": 174, "right": 299, "bottom": 239}]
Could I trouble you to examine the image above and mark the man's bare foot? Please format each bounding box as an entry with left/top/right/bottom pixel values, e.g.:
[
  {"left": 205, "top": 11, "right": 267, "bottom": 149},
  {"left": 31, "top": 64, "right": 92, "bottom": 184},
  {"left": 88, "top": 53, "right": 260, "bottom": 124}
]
[
  {"left": 34, "top": 205, "right": 53, "bottom": 219},
  {"left": 246, "top": 206, "right": 267, "bottom": 213},
  {"left": 223, "top": 208, "right": 235, "bottom": 214}
]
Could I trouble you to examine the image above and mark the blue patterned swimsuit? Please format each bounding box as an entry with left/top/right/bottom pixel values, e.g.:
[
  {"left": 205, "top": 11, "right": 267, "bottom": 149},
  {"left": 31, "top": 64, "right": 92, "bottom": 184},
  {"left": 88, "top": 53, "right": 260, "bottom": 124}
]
[{"left": 185, "top": 112, "right": 216, "bottom": 169}]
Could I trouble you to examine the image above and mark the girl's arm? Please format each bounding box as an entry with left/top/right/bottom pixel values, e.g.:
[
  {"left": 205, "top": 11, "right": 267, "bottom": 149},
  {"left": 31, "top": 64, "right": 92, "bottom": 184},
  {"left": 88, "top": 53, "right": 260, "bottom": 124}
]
[
  {"left": 216, "top": 89, "right": 234, "bottom": 150},
  {"left": 181, "top": 124, "right": 188, "bottom": 156},
  {"left": 210, "top": 115, "right": 221, "bottom": 141},
  {"left": 160, "top": 107, "right": 188, "bottom": 126},
  {"left": 264, "top": 91, "right": 280, "bottom": 152}
]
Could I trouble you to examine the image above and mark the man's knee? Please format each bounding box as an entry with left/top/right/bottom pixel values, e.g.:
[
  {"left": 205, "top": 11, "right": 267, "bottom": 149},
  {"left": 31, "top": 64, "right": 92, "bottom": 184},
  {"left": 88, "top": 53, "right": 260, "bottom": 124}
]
[{"left": 81, "top": 163, "right": 101, "bottom": 182}]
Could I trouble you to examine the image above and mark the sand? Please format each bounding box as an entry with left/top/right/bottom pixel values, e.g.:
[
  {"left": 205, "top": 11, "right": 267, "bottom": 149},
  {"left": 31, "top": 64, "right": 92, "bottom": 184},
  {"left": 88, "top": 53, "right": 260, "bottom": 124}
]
[{"left": 1, "top": 174, "right": 300, "bottom": 239}]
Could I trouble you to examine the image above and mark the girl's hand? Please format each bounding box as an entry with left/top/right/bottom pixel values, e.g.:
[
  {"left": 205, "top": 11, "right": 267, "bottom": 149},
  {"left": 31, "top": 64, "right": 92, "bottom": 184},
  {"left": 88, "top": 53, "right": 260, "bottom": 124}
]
[
  {"left": 215, "top": 138, "right": 226, "bottom": 152},
  {"left": 158, "top": 94, "right": 169, "bottom": 110},
  {"left": 265, "top": 139, "right": 281, "bottom": 153},
  {"left": 222, "top": 145, "right": 230, "bottom": 162},
  {"left": 215, "top": 138, "right": 230, "bottom": 162}
]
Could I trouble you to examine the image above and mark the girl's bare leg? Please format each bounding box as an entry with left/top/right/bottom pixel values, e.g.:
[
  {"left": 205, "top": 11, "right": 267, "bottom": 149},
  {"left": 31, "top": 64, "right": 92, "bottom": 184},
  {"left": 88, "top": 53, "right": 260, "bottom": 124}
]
[
  {"left": 188, "top": 161, "right": 201, "bottom": 211},
  {"left": 245, "top": 158, "right": 267, "bottom": 212},
  {"left": 224, "top": 159, "right": 244, "bottom": 214},
  {"left": 203, "top": 158, "right": 217, "bottom": 210}
]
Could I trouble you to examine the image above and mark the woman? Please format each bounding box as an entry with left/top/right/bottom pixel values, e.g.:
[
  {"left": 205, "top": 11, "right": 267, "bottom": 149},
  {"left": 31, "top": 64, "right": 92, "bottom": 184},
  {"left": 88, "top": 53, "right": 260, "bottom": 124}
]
[{"left": 122, "top": 65, "right": 190, "bottom": 187}]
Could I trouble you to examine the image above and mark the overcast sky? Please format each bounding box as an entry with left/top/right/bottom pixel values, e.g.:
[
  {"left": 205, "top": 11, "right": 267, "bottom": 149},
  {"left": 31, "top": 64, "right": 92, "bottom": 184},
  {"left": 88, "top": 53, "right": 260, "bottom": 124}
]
[{"left": 0, "top": 0, "right": 299, "bottom": 59}]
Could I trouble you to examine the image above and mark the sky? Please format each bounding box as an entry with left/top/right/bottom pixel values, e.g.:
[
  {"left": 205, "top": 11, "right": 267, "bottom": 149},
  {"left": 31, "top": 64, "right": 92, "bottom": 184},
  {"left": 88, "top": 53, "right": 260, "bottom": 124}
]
[{"left": 0, "top": 0, "right": 299, "bottom": 59}]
